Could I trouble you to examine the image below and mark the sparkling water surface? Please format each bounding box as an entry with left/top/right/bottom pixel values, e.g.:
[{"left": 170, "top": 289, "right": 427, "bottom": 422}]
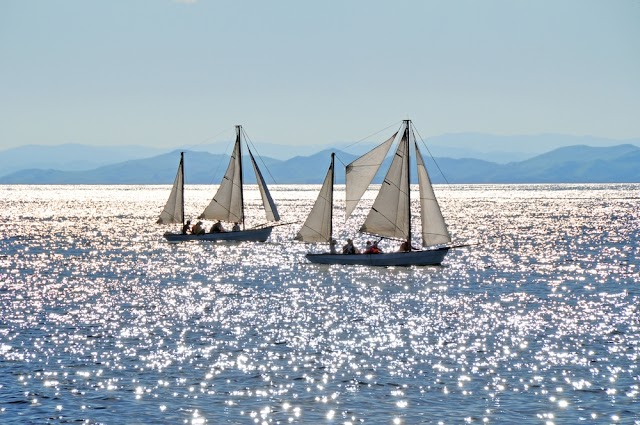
[{"left": 1, "top": 184, "right": 639, "bottom": 424}]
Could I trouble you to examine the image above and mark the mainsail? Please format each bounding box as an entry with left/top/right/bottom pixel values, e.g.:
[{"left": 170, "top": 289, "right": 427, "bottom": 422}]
[
  {"left": 415, "top": 142, "right": 451, "bottom": 246},
  {"left": 157, "top": 152, "right": 184, "bottom": 224},
  {"left": 200, "top": 133, "right": 243, "bottom": 223},
  {"left": 295, "top": 153, "right": 334, "bottom": 242},
  {"left": 344, "top": 132, "right": 396, "bottom": 220},
  {"left": 359, "top": 125, "right": 410, "bottom": 240}
]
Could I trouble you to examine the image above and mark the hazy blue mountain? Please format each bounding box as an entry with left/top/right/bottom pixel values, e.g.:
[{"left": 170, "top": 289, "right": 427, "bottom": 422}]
[
  {"left": 0, "top": 148, "right": 351, "bottom": 184},
  {"left": 0, "top": 150, "right": 283, "bottom": 184},
  {"left": 426, "top": 133, "right": 640, "bottom": 161},
  {"left": 188, "top": 141, "right": 330, "bottom": 161},
  {"left": 1, "top": 144, "right": 640, "bottom": 184},
  {"left": 0, "top": 143, "right": 166, "bottom": 176},
  {"left": 488, "top": 145, "right": 640, "bottom": 183},
  {"left": 273, "top": 150, "right": 352, "bottom": 184},
  {"left": 323, "top": 134, "right": 640, "bottom": 165},
  {"left": 332, "top": 138, "right": 532, "bottom": 164},
  {"left": 3, "top": 134, "right": 638, "bottom": 178}
]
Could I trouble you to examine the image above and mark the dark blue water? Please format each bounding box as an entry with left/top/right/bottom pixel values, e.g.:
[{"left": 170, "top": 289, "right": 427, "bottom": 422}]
[{"left": 1, "top": 184, "right": 639, "bottom": 424}]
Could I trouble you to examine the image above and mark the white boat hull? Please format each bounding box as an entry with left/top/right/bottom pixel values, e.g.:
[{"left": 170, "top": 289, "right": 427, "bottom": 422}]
[
  {"left": 164, "top": 226, "right": 273, "bottom": 242},
  {"left": 305, "top": 247, "right": 449, "bottom": 266}
]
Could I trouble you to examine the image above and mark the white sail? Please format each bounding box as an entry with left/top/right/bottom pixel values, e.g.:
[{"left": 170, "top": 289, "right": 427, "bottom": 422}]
[
  {"left": 415, "top": 142, "right": 451, "bottom": 246},
  {"left": 249, "top": 147, "right": 280, "bottom": 222},
  {"left": 200, "top": 137, "right": 243, "bottom": 223},
  {"left": 295, "top": 156, "right": 334, "bottom": 242},
  {"left": 157, "top": 153, "right": 184, "bottom": 224},
  {"left": 360, "top": 126, "right": 410, "bottom": 239},
  {"left": 345, "top": 131, "right": 396, "bottom": 220}
]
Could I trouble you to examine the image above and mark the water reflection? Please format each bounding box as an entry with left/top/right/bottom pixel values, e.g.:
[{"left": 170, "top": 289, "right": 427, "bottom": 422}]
[{"left": 0, "top": 184, "right": 639, "bottom": 423}]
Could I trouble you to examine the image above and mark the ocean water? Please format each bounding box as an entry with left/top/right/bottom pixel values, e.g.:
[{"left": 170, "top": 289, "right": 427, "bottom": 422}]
[{"left": 0, "top": 184, "right": 639, "bottom": 424}]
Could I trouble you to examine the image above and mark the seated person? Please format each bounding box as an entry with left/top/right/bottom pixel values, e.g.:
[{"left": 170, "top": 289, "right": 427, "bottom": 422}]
[
  {"left": 210, "top": 220, "right": 226, "bottom": 233},
  {"left": 232, "top": 222, "right": 241, "bottom": 232},
  {"left": 329, "top": 239, "right": 337, "bottom": 254},
  {"left": 365, "top": 240, "right": 381, "bottom": 254},
  {"left": 182, "top": 220, "right": 192, "bottom": 235},
  {"left": 398, "top": 238, "right": 413, "bottom": 252},
  {"left": 192, "top": 221, "right": 205, "bottom": 235},
  {"left": 342, "top": 238, "right": 358, "bottom": 254}
]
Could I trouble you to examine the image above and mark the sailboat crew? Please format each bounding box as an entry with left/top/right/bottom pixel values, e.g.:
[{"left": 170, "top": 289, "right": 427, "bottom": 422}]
[
  {"left": 329, "top": 239, "right": 337, "bottom": 254},
  {"left": 342, "top": 239, "right": 359, "bottom": 254},
  {"left": 210, "top": 220, "right": 226, "bottom": 233},
  {"left": 182, "top": 220, "right": 191, "bottom": 235}
]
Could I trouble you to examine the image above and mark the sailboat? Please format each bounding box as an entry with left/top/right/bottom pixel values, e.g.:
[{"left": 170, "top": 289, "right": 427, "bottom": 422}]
[
  {"left": 158, "top": 125, "right": 280, "bottom": 242},
  {"left": 296, "top": 120, "right": 450, "bottom": 266}
]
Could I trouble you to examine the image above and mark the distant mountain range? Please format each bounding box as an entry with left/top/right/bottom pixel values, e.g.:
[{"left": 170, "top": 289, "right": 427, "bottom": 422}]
[
  {"left": 1, "top": 138, "right": 639, "bottom": 184},
  {"left": 0, "top": 143, "right": 166, "bottom": 176}
]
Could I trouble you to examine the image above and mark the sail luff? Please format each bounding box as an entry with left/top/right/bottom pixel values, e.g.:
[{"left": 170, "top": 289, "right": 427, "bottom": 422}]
[
  {"left": 415, "top": 142, "right": 451, "bottom": 246},
  {"left": 345, "top": 132, "right": 396, "bottom": 220},
  {"left": 157, "top": 152, "right": 184, "bottom": 225},
  {"left": 359, "top": 122, "right": 410, "bottom": 240},
  {"left": 295, "top": 154, "right": 334, "bottom": 243},
  {"left": 249, "top": 147, "right": 281, "bottom": 222}
]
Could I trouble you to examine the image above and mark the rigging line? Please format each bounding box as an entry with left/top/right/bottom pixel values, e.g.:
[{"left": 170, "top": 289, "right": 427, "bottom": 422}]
[
  {"left": 336, "top": 121, "right": 403, "bottom": 169},
  {"left": 341, "top": 120, "right": 403, "bottom": 152},
  {"left": 241, "top": 127, "right": 279, "bottom": 185},
  {"left": 159, "top": 208, "right": 178, "bottom": 222},
  {"left": 205, "top": 127, "right": 236, "bottom": 186},
  {"left": 335, "top": 155, "right": 348, "bottom": 168},
  {"left": 201, "top": 198, "right": 235, "bottom": 219},
  {"left": 190, "top": 127, "right": 234, "bottom": 148},
  {"left": 412, "top": 123, "right": 451, "bottom": 185},
  {"left": 366, "top": 205, "right": 406, "bottom": 236}
]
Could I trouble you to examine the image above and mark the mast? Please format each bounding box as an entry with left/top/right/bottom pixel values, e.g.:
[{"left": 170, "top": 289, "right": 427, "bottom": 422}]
[
  {"left": 180, "top": 151, "right": 185, "bottom": 227},
  {"left": 236, "top": 125, "right": 246, "bottom": 231},
  {"left": 329, "top": 152, "right": 335, "bottom": 242},
  {"left": 404, "top": 119, "right": 412, "bottom": 250}
]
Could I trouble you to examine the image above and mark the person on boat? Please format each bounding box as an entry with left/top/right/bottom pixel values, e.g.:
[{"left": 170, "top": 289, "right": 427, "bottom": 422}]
[
  {"left": 182, "top": 220, "right": 191, "bottom": 235},
  {"left": 398, "top": 238, "right": 414, "bottom": 252},
  {"left": 192, "top": 221, "right": 206, "bottom": 235},
  {"left": 232, "top": 222, "right": 241, "bottom": 232},
  {"left": 210, "top": 220, "right": 226, "bottom": 233},
  {"left": 364, "top": 241, "right": 381, "bottom": 254},
  {"left": 342, "top": 238, "right": 358, "bottom": 254},
  {"left": 329, "top": 239, "right": 337, "bottom": 254}
]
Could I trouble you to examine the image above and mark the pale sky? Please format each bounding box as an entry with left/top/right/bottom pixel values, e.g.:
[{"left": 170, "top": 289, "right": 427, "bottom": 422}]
[{"left": 1, "top": 0, "right": 639, "bottom": 150}]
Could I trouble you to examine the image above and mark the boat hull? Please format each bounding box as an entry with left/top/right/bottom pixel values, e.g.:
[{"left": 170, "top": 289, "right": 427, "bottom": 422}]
[
  {"left": 305, "top": 247, "right": 449, "bottom": 266},
  {"left": 164, "top": 226, "right": 273, "bottom": 242}
]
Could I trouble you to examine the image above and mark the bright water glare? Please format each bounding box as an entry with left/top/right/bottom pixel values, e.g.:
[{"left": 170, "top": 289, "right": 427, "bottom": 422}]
[{"left": 0, "top": 184, "right": 639, "bottom": 424}]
